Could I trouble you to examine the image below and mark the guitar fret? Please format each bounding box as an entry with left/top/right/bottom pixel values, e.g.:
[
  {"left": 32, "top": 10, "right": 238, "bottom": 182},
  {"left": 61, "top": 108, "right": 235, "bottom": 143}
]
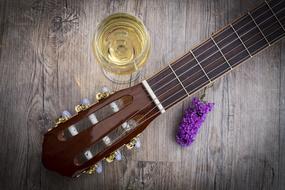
[
  {"left": 168, "top": 65, "right": 190, "bottom": 96},
  {"left": 250, "top": 2, "right": 285, "bottom": 44},
  {"left": 248, "top": 12, "right": 271, "bottom": 46},
  {"left": 232, "top": 14, "right": 268, "bottom": 56},
  {"left": 210, "top": 36, "right": 233, "bottom": 70},
  {"left": 189, "top": 50, "right": 212, "bottom": 82},
  {"left": 230, "top": 24, "right": 252, "bottom": 57},
  {"left": 265, "top": 0, "right": 285, "bottom": 33},
  {"left": 145, "top": 0, "right": 285, "bottom": 111}
]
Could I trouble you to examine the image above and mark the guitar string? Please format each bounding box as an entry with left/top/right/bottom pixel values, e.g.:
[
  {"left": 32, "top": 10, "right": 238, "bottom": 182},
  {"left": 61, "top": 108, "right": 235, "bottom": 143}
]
[
  {"left": 152, "top": 4, "right": 285, "bottom": 92},
  {"left": 153, "top": 14, "right": 283, "bottom": 93},
  {"left": 143, "top": 4, "right": 285, "bottom": 104},
  {"left": 132, "top": 14, "right": 285, "bottom": 129},
  {"left": 82, "top": 1, "right": 285, "bottom": 161},
  {"left": 84, "top": 1, "right": 285, "bottom": 154},
  {"left": 141, "top": 9, "right": 285, "bottom": 114},
  {"left": 134, "top": 25, "right": 285, "bottom": 128},
  {"left": 153, "top": 15, "right": 284, "bottom": 94},
  {"left": 131, "top": 2, "right": 285, "bottom": 125},
  {"left": 97, "top": 22, "right": 285, "bottom": 160},
  {"left": 148, "top": 0, "right": 284, "bottom": 87}
]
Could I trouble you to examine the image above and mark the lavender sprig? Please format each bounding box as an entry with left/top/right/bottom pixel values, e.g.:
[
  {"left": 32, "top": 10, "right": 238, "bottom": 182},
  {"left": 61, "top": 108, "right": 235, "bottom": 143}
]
[{"left": 176, "top": 97, "right": 214, "bottom": 147}]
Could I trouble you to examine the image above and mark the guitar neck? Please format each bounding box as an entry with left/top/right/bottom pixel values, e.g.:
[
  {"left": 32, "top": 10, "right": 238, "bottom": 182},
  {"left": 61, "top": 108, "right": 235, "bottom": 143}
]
[{"left": 145, "top": 0, "right": 285, "bottom": 112}]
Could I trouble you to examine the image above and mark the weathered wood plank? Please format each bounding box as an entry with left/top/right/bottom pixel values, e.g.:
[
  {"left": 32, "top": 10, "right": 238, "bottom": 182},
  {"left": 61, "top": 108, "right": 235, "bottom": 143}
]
[
  {"left": 0, "top": 0, "right": 284, "bottom": 189},
  {"left": 278, "top": 39, "right": 285, "bottom": 190},
  {"left": 122, "top": 161, "right": 180, "bottom": 190},
  {"left": 0, "top": 0, "right": 44, "bottom": 190}
]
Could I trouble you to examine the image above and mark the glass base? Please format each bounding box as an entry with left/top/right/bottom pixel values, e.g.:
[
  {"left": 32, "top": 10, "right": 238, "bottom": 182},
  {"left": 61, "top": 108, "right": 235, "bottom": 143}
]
[{"left": 102, "top": 68, "right": 140, "bottom": 84}]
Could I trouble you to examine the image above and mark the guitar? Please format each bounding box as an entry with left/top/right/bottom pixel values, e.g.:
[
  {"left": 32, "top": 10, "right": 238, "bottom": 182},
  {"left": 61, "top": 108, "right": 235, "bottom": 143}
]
[{"left": 42, "top": 0, "right": 285, "bottom": 177}]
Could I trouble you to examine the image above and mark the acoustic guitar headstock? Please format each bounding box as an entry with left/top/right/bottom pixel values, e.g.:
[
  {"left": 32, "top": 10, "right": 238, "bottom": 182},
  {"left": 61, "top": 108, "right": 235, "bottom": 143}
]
[{"left": 42, "top": 84, "right": 159, "bottom": 177}]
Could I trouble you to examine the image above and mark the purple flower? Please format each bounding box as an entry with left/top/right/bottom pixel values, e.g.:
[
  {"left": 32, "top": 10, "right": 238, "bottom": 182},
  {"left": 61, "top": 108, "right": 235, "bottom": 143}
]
[{"left": 176, "top": 97, "right": 214, "bottom": 147}]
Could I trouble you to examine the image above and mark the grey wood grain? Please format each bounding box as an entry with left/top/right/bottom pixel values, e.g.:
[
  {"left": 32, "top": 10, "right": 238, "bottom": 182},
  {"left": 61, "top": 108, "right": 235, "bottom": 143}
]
[{"left": 0, "top": 0, "right": 284, "bottom": 189}]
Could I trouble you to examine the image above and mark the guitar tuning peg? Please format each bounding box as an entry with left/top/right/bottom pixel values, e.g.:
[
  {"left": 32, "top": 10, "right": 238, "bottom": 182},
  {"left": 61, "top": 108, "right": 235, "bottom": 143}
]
[
  {"left": 78, "top": 97, "right": 122, "bottom": 164},
  {"left": 54, "top": 110, "right": 72, "bottom": 127},
  {"left": 105, "top": 150, "right": 122, "bottom": 163},
  {"left": 61, "top": 109, "right": 95, "bottom": 162},
  {"left": 105, "top": 152, "right": 115, "bottom": 163},
  {"left": 85, "top": 161, "right": 103, "bottom": 174},
  {"left": 55, "top": 117, "right": 65, "bottom": 125},
  {"left": 80, "top": 98, "right": 121, "bottom": 162},
  {"left": 126, "top": 137, "right": 141, "bottom": 150},
  {"left": 75, "top": 99, "right": 90, "bottom": 113},
  {"left": 96, "top": 86, "right": 112, "bottom": 101}
]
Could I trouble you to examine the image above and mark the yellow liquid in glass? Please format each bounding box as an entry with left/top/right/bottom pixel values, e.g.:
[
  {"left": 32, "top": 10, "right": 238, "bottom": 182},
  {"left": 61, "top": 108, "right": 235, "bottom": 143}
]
[{"left": 94, "top": 13, "right": 150, "bottom": 75}]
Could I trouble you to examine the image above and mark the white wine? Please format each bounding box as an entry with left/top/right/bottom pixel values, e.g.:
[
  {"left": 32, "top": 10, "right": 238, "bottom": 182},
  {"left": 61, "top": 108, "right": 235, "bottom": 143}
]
[{"left": 93, "top": 13, "right": 150, "bottom": 82}]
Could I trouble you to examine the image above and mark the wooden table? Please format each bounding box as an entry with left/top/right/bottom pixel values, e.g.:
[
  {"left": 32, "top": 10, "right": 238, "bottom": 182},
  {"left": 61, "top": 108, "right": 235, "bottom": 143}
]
[{"left": 0, "top": 0, "right": 284, "bottom": 189}]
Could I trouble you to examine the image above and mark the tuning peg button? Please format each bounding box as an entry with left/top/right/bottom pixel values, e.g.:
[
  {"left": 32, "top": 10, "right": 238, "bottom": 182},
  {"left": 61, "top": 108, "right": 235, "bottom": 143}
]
[
  {"left": 135, "top": 138, "right": 141, "bottom": 148},
  {"left": 95, "top": 161, "right": 103, "bottom": 174},
  {"left": 101, "top": 86, "right": 112, "bottom": 93},
  {"left": 62, "top": 110, "right": 71, "bottom": 118},
  {"left": 80, "top": 98, "right": 90, "bottom": 106},
  {"left": 115, "top": 150, "right": 122, "bottom": 161}
]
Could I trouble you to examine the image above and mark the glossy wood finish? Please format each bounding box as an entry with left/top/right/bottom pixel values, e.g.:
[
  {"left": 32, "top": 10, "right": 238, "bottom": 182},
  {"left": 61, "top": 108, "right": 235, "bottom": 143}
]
[
  {"left": 42, "top": 84, "right": 159, "bottom": 177},
  {"left": 1, "top": 0, "right": 285, "bottom": 189}
]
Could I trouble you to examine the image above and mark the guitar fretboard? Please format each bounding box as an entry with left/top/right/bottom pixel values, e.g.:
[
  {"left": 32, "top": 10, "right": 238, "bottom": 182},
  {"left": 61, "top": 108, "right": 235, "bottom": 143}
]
[{"left": 146, "top": 0, "right": 285, "bottom": 110}]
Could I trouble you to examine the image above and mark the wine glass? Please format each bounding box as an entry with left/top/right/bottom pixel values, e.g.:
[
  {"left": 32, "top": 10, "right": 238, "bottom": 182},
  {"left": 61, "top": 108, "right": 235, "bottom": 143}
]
[{"left": 93, "top": 13, "right": 150, "bottom": 84}]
